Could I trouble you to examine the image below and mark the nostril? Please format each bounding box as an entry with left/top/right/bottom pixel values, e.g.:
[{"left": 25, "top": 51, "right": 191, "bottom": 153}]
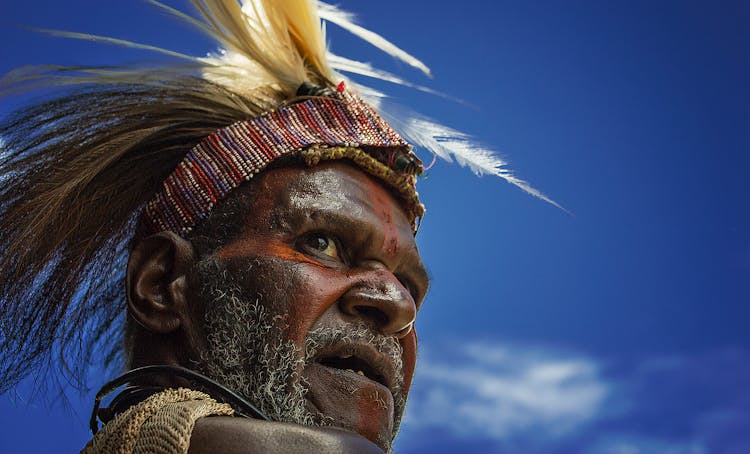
[
  {"left": 352, "top": 305, "right": 389, "bottom": 326},
  {"left": 339, "top": 279, "right": 416, "bottom": 335}
]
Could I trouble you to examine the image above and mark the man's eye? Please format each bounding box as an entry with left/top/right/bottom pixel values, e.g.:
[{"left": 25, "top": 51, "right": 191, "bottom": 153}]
[{"left": 301, "top": 233, "right": 339, "bottom": 259}]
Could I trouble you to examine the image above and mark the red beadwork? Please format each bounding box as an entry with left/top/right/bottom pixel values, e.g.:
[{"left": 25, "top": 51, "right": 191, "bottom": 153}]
[{"left": 142, "top": 91, "right": 417, "bottom": 236}]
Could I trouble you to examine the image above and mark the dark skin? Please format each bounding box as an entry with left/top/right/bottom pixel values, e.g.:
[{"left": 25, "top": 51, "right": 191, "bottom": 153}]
[{"left": 126, "top": 162, "right": 429, "bottom": 453}]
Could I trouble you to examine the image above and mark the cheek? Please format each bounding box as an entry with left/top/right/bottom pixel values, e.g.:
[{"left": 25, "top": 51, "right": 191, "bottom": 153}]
[
  {"left": 221, "top": 242, "right": 349, "bottom": 346},
  {"left": 399, "top": 329, "right": 417, "bottom": 396},
  {"left": 282, "top": 265, "right": 350, "bottom": 346}
]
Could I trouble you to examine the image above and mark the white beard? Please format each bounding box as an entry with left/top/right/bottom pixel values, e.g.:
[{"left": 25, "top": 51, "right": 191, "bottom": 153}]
[{"left": 193, "top": 256, "right": 406, "bottom": 452}]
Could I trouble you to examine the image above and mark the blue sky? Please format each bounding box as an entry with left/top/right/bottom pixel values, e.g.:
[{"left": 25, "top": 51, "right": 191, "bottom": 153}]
[{"left": 1, "top": 1, "right": 749, "bottom": 453}]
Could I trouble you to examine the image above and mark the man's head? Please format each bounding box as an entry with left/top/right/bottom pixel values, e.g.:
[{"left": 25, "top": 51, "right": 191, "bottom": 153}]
[
  {"left": 125, "top": 161, "right": 429, "bottom": 450},
  {"left": 0, "top": 2, "right": 540, "bottom": 450}
]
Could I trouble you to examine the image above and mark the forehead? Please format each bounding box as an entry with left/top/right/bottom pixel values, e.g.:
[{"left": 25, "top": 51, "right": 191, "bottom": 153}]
[
  {"left": 284, "top": 164, "right": 374, "bottom": 213},
  {"left": 255, "top": 162, "right": 415, "bottom": 238}
]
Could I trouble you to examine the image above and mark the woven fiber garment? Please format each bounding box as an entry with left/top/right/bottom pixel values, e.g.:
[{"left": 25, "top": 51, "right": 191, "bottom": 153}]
[{"left": 81, "top": 388, "right": 234, "bottom": 454}]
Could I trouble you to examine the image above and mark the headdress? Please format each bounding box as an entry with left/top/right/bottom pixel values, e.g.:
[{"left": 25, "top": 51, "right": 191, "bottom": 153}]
[
  {"left": 0, "top": 0, "right": 557, "bottom": 393},
  {"left": 142, "top": 89, "right": 424, "bottom": 236}
]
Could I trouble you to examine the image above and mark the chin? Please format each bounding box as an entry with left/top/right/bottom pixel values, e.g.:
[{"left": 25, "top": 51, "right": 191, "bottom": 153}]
[
  {"left": 297, "top": 325, "right": 408, "bottom": 451},
  {"left": 302, "top": 359, "right": 397, "bottom": 450}
]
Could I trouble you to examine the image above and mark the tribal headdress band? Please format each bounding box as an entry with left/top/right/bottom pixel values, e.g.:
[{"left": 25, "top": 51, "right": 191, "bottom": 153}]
[{"left": 142, "top": 89, "right": 424, "bottom": 237}]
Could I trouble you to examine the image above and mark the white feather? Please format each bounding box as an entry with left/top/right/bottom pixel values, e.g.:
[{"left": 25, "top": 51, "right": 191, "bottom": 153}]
[
  {"left": 328, "top": 53, "right": 459, "bottom": 101},
  {"left": 346, "top": 81, "right": 388, "bottom": 108},
  {"left": 318, "top": 2, "right": 432, "bottom": 77},
  {"left": 377, "top": 107, "right": 565, "bottom": 211}
]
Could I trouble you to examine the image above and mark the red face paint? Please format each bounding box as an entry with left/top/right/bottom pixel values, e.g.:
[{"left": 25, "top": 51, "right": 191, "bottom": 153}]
[
  {"left": 213, "top": 162, "right": 428, "bottom": 450},
  {"left": 356, "top": 381, "right": 395, "bottom": 445},
  {"left": 399, "top": 329, "right": 418, "bottom": 396},
  {"left": 358, "top": 172, "right": 402, "bottom": 258}
]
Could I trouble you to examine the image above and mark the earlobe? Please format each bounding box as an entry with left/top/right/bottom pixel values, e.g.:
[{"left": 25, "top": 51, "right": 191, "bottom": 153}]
[{"left": 126, "top": 231, "right": 195, "bottom": 334}]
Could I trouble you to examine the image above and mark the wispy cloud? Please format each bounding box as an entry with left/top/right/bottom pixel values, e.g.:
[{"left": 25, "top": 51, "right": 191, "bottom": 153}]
[
  {"left": 397, "top": 341, "right": 750, "bottom": 454},
  {"left": 402, "top": 341, "right": 609, "bottom": 442},
  {"left": 582, "top": 435, "right": 706, "bottom": 454}
]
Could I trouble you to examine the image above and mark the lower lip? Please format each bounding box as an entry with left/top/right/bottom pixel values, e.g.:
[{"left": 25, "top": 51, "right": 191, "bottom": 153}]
[{"left": 303, "top": 361, "right": 394, "bottom": 444}]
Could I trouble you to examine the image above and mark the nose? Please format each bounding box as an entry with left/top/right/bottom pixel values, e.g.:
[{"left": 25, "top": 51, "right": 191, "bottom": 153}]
[{"left": 338, "top": 271, "right": 416, "bottom": 338}]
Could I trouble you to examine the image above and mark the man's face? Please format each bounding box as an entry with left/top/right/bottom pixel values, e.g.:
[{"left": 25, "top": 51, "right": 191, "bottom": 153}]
[{"left": 190, "top": 161, "right": 429, "bottom": 450}]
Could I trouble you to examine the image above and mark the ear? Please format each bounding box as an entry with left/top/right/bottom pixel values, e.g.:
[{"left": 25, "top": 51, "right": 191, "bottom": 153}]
[{"left": 126, "top": 231, "right": 195, "bottom": 334}]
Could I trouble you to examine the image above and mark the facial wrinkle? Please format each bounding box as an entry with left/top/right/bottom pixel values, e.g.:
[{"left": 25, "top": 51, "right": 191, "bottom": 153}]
[
  {"left": 286, "top": 171, "right": 346, "bottom": 213},
  {"left": 193, "top": 256, "right": 405, "bottom": 453},
  {"left": 356, "top": 174, "right": 400, "bottom": 258},
  {"left": 195, "top": 256, "right": 316, "bottom": 425}
]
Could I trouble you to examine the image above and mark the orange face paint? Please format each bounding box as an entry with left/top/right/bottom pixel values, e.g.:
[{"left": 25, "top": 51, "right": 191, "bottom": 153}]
[
  {"left": 219, "top": 238, "right": 327, "bottom": 269},
  {"left": 356, "top": 382, "right": 394, "bottom": 446},
  {"left": 203, "top": 162, "right": 425, "bottom": 450}
]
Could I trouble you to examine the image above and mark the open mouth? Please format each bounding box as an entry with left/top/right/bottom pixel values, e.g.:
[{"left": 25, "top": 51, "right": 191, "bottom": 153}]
[
  {"left": 312, "top": 342, "right": 395, "bottom": 393},
  {"left": 302, "top": 339, "right": 402, "bottom": 445},
  {"left": 317, "top": 353, "right": 388, "bottom": 387},
  {"left": 302, "top": 336, "right": 403, "bottom": 444}
]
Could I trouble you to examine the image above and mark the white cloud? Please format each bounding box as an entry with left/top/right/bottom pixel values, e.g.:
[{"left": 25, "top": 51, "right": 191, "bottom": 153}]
[
  {"left": 583, "top": 435, "right": 705, "bottom": 454},
  {"left": 398, "top": 343, "right": 750, "bottom": 453},
  {"left": 402, "top": 341, "right": 609, "bottom": 442}
]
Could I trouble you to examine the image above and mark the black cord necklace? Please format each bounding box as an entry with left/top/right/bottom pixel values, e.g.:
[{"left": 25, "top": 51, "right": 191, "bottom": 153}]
[{"left": 90, "top": 365, "right": 269, "bottom": 434}]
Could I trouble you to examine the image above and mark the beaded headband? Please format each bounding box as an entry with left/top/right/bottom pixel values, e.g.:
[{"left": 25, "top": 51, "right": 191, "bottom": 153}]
[{"left": 141, "top": 89, "right": 425, "bottom": 237}]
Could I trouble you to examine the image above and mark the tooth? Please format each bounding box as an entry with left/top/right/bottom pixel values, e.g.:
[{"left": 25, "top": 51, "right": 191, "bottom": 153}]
[
  {"left": 346, "top": 369, "right": 354, "bottom": 373},
  {"left": 340, "top": 354, "right": 352, "bottom": 359},
  {"left": 357, "top": 370, "right": 365, "bottom": 376}
]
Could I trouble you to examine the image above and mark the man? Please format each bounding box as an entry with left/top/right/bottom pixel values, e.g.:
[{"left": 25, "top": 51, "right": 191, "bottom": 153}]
[
  {"left": 118, "top": 157, "right": 427, "bottom": 453},
  {"left": 0, "top": 1, "right": 547, "bottom": 452}
]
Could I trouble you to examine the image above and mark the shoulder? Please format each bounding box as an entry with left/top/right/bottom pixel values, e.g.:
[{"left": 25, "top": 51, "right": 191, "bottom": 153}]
[{"left": 188, "top": 416, "right": 385, "bottom": 454}]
